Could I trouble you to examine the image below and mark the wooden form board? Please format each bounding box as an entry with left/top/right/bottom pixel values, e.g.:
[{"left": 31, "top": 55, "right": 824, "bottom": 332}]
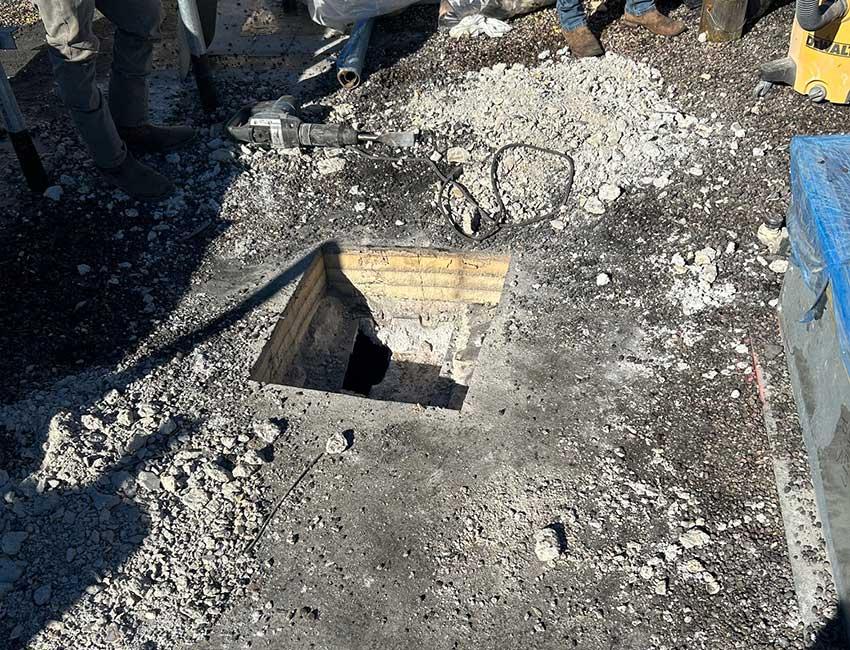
[
  {"left": 251, "top": 253, "right": 326, "bottom": 382},
  {"left": 323, "top": 247, "right": 510, "bottom": 306}
]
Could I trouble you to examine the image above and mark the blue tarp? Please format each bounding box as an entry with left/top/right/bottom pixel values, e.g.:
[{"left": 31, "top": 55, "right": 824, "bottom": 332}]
[{"left": 788, "top": 135, "right": 850, "bottom": 378}]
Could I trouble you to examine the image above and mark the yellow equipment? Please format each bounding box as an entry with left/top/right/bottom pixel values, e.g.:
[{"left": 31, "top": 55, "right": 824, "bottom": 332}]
[{"left": 758, "top": 0, "right": 850, "bottom": 103}]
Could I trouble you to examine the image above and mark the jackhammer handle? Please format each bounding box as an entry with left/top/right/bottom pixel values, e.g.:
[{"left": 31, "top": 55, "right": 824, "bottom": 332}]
[{"left": 298, "top": 123, "right": 360, "bottom": 147}]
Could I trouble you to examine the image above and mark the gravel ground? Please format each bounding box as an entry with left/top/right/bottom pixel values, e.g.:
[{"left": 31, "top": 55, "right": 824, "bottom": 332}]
[
  {"left": 1, "top": 2, "right": 848, "bottom": 649},
  {"left": 0, "top": 0, "right": 39, "bottom": 28}
]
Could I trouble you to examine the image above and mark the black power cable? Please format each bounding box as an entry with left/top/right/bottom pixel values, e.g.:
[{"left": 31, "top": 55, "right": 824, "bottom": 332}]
[{"left": 351, "top": 143, "right": 575, "bottom": 242}]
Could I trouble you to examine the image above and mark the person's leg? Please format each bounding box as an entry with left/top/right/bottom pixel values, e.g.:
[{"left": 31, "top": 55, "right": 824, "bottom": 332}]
[
  {"left": 557, "top": 0, "right": 603, "bottom": 57},
  {"left": 96, "top": 0, "right": 196, "bottom": 153},
  {"left": 621, "top": 0, "right": 686, "bottom": 36},
  {"left": 95, "top": 0, "right": 163, "bottom": 128},
  {"left": 624, "top": 0, "right": 656, "bottom": 17},
  {"left": 557, "top": 0, "right": 589, "bottom": 30},
  {"left": 33, "top": 0, "right": 125, "bottom": 168}
]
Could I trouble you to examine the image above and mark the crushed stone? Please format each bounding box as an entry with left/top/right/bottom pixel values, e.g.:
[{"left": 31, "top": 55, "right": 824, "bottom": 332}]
[{"left": 404, "top": 53, "right": 722, "bottom": 225}]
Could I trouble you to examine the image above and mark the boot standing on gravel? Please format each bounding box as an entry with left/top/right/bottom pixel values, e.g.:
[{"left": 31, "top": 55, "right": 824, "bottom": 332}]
[
  {"left": 33, "top": 0, "right": 197, "bottom": 200},
  {"left": 557, "top": 0, "right": 686, "bottom": 58}
]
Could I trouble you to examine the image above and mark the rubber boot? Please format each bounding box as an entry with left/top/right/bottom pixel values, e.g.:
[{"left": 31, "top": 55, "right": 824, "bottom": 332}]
[
  {"left": 116, "top": 124, "right": 197, "bottom": 155},
  {"left": 98, "top": 152, "right": 176, "bottom": 201},
  {"left": 622, "top": 9, "right": 686, "bottom": 36},
  {"left": 563, "top": 26, "right": 604, "bottom": 58}
]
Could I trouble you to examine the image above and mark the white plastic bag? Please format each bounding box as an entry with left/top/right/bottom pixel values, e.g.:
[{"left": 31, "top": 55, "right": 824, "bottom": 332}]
[
  {"left": 307, "top": 0, "right": 422, "bottom": 29},
  {"left": 439, "top": 0, "right": 554, "bottom": 29}
]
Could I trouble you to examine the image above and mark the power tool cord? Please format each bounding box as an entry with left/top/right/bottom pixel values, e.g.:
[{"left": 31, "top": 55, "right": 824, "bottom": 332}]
[{"left": 351, "top": 143, "right": 575, "bottom": 242}]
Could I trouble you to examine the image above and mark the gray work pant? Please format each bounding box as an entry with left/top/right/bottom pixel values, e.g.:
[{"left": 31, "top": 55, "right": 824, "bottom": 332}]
[{"left": 34, "top": 0, "right": 164, "bottom": 168}]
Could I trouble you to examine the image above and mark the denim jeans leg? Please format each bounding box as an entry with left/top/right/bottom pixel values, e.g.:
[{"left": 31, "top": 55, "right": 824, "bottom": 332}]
[
  {"left": 625, "top": 0, "right": 656, "bottom": 17},
  {"left": 557, "top": 0, "right": 588, "bottom": 30}
]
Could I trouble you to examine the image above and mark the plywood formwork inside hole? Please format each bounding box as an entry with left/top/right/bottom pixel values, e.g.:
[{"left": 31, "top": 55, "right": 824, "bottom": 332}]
[{"left": 252, "top": 244, "right": 511, "bottom": 410}]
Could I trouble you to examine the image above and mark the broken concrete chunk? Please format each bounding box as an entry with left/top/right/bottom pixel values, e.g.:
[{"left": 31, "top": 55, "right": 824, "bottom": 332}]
[
  {"left": 598, "top": 183, "right": 622, "bottom": 203},
  {"left": 242, "top": 449, "right": 268, "bottom": 466},
  {"left": 203, "top": 465, "right": 232, "bottom": 484},
  {"left": 181, "top": 488, "right": 210, "bottom": 511},
  {"left": 699, "top": 263, "right": 718, "bottom": 285},
  {"left": 325, "top": 431, "right": 350, "bottom": 455},
  {"left": 253, "top": 419, "right": 284, "bottom": 443},
  {"left": 768, "top": 259, "right": 789, "bottom": 274},
  {"left": 446, "top": 147, "right": 471, "bottom": 164},
  {"left": 161, "top": 475, "right": 179, "bottom": 493},
  {"left": 693, "top": 247, "right": 717, "bottom": 266},
  {"left": 137, "top": 471, "right": 161, "bottom": 491},
  {"left": 232, "top": 463, "right": 258, "bottom": 479},
  {"left": 316, "top": 157, "right": 346, "bottom": 176},
  {"left": 584, "top": 196, "right": 606, "bottom": 215},
  {"left": 91, "top": 492, "right": 120, "bottom": 511},
  {"left": 533, "top": 526, "right": 564, "bottom": 562},
  {"left": 757, "top": 223, "right": 788, "bottom": 255},
  {"left": 678, "top": 527, "right": 710, "bottom": 549}
]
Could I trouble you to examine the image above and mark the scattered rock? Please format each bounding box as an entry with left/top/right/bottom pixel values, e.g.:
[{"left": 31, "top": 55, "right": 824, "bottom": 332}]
[
  {"left": 316, "top": 157, "right": 346, "bottom": 175},
  {"left": 757, "top": 223, "right": 788, "bottom": 254},
  {"left": 325, "top": 431, "right": 350, "bottom": 455},
  {"left": 210, "top": 148, "right": 235, "bottom": 163},
  {"left": 44, "top": 185, "right": 63, "bottom": 201},
  {"left": 679, "top": 527, "right": 711, "bottom": 549},
  {"left": 446, "top": 147, "right": 471, "bottom": 164},
  {"left": 584, "top": 196, "right": 606, "bottom": 215},
  {"left": 769, "top": 259, "right": 789, "bottom": 274},
  {"left": 596, "top": 272, "right": 611, "bottom": 287},
  {"left": 33, "top": 584, "right": 52, "bottom": 606},
  {"left": 1, "top": 532, "right": 28, "bottom": 556},
  {"left": 253, "top": 419, "right": 285, "bottom": 443},
  {"left": 598, "top": 183, "right": 622, "bottom": 203},
  {"left": 161, "top": 475, "right": 179, "bottom": 493},
  {"left": 533, "top": 526, "right": 564, "bottom": 562},
  {"left": 0, "top": 558, "right": 23, "bottom": 584},
  {"left": 137, "top": 471, "right": 161, "bottom": 491}
]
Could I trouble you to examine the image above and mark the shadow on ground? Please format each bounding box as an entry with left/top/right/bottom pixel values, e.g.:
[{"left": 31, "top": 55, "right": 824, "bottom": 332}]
[{"left": 809, "top": 606, "right": 848, "bottom": 649}]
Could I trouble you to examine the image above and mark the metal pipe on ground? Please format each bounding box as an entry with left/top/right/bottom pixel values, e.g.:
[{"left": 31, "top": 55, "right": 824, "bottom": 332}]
[
  {"left": 0, "top": 33, "right": 48, "bottom": 193},
  {"left": 177, "top": 0, "right": 218, "bottom": 113},
  {"left": 336, "top": 18, "right": 375, "bottom": 90}
]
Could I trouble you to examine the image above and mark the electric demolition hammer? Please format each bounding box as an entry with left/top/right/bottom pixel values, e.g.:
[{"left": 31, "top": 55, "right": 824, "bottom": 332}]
[{"left": 226, "top": 96, "right": 416, "bottom": 149}]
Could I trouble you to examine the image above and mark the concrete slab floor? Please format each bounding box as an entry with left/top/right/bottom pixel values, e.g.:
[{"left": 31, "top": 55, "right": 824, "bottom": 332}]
[{"left": 0, "top": 2, "right": 847, "bottom": 650}]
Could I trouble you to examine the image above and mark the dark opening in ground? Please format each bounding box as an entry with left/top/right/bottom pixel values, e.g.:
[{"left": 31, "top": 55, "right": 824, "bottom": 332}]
[{"left": 342, "top": 328, "right": 392, "bottom": 396}]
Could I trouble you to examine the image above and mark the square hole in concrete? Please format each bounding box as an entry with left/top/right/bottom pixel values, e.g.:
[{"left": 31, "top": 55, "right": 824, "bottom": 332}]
[{"left": 251, "top": 244, "right": 511, "bottom": 410}]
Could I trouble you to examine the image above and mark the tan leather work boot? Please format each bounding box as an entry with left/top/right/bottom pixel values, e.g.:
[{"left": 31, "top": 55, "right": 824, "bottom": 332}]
[
  {"left": 622, "top": 9, "right": 686, "bottom": 36},
  {"left": 563, "top": 26, "right": 604, "bottom": 58}
]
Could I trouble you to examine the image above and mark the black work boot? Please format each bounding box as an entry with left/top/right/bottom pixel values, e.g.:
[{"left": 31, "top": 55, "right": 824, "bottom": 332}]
[
  {"left": 563, "top": 26, "right": 604, "bottom": 58},
  {"left": 99, "top": 152, "right": 176, "bottom": 201},
  {"left": 116, "top": 123, "right": 197, "bottom": 155}
]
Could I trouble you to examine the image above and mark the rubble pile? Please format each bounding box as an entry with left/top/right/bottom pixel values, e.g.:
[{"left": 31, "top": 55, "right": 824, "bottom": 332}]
[{"left": 405, "top": 53, "right": 719, "bottom": 225}]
